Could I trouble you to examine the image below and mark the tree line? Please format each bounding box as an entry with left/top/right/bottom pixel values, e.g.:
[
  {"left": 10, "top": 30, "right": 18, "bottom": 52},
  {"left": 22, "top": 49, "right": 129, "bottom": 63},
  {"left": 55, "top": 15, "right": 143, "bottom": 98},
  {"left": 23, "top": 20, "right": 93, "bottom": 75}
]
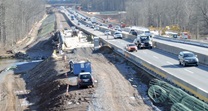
[
  {"left": 78, "top": 0, "right": 208, "bottom": 38},
  {"left": 125, "top": 0, "right": 208, "bottom": 38},
  {"left": 0, "top": 0, "right": 45, "bottom": 48},
  {"left": 78, "top": 0, "right": 125, "bottom": 11}
]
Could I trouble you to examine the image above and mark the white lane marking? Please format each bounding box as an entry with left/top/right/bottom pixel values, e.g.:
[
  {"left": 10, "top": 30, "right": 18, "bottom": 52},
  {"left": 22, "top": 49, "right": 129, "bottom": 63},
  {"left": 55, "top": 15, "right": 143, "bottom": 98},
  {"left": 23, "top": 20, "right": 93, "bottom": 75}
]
[
  {"left": 184, "top": 69, "right": 194, "bottom": 74},
  {"left": 153, "top": 56, "right": 159, "bottom": 59},
  {"left": 167, "top": 61, "right": 173, "bottom": 65}
]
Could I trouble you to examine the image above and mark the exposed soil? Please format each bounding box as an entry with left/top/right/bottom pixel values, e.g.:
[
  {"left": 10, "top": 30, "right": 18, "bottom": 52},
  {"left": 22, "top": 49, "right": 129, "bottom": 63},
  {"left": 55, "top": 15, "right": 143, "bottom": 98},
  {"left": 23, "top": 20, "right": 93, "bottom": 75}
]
[{"left": 0, "top": 11, "right": 154, "bottom": 111}]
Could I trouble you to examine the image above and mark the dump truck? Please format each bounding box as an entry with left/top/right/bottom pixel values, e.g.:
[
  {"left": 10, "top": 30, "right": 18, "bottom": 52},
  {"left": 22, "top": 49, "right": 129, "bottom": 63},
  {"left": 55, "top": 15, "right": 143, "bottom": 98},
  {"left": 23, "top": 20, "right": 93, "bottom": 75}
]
[{"left": 69, "top": 60, "right": 92, "bottom": 76}]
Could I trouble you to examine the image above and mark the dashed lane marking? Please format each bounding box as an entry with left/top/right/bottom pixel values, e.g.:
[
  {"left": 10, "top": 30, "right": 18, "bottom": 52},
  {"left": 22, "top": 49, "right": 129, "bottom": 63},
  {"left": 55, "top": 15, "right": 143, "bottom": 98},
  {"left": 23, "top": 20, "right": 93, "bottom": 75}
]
[
  {"left": 153, "top": 56, "right": 159, "bottom": 59},
  {"left": 184, "top": 69, "right": 194, "bottom": 74}
]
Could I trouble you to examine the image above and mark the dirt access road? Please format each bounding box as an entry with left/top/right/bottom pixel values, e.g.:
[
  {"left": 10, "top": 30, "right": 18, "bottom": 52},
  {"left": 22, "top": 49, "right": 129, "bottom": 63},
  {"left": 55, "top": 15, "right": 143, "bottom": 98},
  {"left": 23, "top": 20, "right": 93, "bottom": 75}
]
[{"left": 0, "top": 11, "right": 154, "bottom": 111}]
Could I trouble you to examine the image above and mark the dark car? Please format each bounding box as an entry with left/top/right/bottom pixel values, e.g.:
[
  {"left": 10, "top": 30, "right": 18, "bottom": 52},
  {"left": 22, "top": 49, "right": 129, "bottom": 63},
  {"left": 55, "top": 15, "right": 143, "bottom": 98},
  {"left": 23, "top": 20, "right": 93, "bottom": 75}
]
[
  {"left": 131, "top": 31, "right": 137, "bottom": 36},
  {"left": 178, "top": 51, "right": 199, "bottom": 66},
  {"left": 77, "top": 72, "right": 94, "bottom": 88}
]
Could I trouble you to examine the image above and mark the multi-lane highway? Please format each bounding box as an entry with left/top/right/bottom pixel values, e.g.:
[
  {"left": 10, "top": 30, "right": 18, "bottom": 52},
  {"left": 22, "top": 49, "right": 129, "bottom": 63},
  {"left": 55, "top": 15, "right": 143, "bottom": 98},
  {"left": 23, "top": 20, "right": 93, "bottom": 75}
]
[
  {"left": 80, "top": 23, "right": 208, "bottom": 93},
  {"left": 62, "top": 8, "right": 208, "bottom": 102}
]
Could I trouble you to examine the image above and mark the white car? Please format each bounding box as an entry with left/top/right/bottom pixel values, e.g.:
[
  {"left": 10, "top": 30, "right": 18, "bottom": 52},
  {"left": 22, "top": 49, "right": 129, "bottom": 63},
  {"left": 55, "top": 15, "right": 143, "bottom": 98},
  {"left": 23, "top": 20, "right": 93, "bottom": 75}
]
[
  {"left": 94, "top": 26, "right": 99, "bottom": 30},
  {"left": 114, "top": 26, "right": 121, "bottom": 31},
  {"left": 113, "top": 31, "right": 123, "bottom": 39},
  {"left": 104, "top": 30, "right": 111, "bottom": 35}
]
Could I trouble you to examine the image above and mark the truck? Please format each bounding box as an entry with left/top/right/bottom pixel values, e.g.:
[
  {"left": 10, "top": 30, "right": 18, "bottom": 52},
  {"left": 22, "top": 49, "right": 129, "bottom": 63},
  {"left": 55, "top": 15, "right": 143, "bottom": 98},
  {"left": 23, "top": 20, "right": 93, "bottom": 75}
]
[
  {"left": 69, "top": 60, "right": 92, "bottom": 76},
  {"left": 91, "top": 17, "right": 97, "bottom": 24},
  {"left": 133, "top": 34, "right": 153, "bottom": 49}
]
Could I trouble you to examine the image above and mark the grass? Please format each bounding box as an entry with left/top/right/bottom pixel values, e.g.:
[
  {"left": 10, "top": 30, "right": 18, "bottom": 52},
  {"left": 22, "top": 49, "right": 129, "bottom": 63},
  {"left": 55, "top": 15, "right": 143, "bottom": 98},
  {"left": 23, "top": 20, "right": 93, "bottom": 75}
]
[{"left": 38, "top": 14, "right": 55, "bottom": 37}]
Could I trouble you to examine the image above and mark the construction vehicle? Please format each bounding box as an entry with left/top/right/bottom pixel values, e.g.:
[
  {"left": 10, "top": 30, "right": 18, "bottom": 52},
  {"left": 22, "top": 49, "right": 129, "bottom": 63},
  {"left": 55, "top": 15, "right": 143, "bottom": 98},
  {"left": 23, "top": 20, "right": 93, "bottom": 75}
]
[{"left": 69, "top": 60, "right": 92, "bottom": 76}]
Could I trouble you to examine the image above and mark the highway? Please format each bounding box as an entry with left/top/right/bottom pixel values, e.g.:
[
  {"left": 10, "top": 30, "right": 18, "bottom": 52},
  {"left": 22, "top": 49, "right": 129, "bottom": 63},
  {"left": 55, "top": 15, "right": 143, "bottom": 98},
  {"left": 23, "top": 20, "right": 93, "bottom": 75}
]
[
  {"left": 85, "top": 26, "right": 208, "bottom": 92},
  {"left": 72, "top": 8, "right": 208, "bottom": 50},
  {"left": 62, "top": 9, "right": 208, "bottom": 102}
]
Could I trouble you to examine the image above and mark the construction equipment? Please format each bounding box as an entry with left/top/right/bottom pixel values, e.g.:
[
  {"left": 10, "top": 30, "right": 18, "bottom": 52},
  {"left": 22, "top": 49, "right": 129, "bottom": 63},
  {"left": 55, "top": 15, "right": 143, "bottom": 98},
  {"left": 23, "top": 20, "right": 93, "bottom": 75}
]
[{"left": 69, "top": 60, "right": 91, "bottom": 76}]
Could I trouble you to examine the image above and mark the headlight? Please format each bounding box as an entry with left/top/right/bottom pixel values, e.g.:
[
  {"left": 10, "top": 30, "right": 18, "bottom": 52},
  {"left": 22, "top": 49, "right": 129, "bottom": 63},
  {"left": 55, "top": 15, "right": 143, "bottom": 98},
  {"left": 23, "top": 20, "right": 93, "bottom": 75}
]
[{"left": 184, "top": 60, "right": 189, "bottom": 62}]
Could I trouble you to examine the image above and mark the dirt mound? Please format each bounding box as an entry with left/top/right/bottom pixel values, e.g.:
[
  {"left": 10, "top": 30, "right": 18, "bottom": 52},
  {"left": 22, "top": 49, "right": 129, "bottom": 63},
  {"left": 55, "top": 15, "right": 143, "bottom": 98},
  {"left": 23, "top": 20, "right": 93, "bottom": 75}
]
[
  {"left": 22, "top": 57, "right": 67, "bottom": 110},
  {"left": 33, "top": 79, "right": 68, "bottom": 111},
  {"left": 98, "top": 46, "right": 114, "bottom": 54},
  {"left": 23, "top": 55, "right": 94, "bottom": 111}
]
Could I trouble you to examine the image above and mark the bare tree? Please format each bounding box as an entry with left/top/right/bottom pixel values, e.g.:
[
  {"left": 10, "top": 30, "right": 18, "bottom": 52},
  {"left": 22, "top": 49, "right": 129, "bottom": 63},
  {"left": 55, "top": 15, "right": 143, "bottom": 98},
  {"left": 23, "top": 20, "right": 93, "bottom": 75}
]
[
  {"left": 0, "top": 0, "right": 45, "bottom": 48},
  {"left": 125, "top": 0, "right": 208, "bottom": 37}
]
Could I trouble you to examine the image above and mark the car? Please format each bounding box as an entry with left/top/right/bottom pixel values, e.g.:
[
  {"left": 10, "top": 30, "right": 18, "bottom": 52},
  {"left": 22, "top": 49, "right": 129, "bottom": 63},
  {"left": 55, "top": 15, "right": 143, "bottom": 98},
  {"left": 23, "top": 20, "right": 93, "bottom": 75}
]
[
  {"left": 178, "top": 51, "right": 199, "bottom": 67},
  {"left": 108, "top": 24, "right": 113, "bottom": 28},
  {"left": 94, "top": 26, "right": 99, "bottom": 30},
  {"left": 89, "top": 24, "right": 94, "bottom": 28},
  {"left": 104, "top": 30, "right": 111, "bottom": 35},
  {"left": 114, "top": 26, "right": 121, "bottom": 31},
  {"left": 77, "top": 72, "right": 94, "bottom": 88},
  {"left": 99, "top": 23, "right": 103, "bottom": 26},
  {"left": 113, "top": 31, "right": 123, "bottom": 39},
  {"left": 130, "top": 31, "right": 137, "bottom": 36},
  {"left": 126, "top": 43, "right": 138, "bottom": 52},
  {"left": 64, "top": 27, "right": 68, "bottom": 30}
]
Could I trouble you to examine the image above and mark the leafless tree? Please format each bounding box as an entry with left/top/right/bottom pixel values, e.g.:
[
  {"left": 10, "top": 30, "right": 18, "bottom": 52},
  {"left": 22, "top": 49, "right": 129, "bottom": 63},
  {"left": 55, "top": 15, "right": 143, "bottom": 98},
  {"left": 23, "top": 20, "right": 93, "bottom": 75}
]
[
  {"left": 125, "top": 0, "right": 208, "bottom": 38},
  {"left": 0, "top": 0, "right": 45, "bottom": 48}
]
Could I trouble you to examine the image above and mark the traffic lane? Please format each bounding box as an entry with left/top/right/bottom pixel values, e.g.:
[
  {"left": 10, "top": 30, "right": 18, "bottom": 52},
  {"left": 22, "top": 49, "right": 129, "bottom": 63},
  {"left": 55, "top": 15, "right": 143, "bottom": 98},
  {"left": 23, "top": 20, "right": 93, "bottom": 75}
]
[
  {"left": 68, "top": 11, "right": 208, "bottom": 89},
  {"left": 69, "top": 12, "right": 208, "bottom": 92},
  {"left": 66, "top": 9, "right": 207, "bottom": 96},
  {"left": 107, "top": 39, "right": 208, "bottom": 91},
  {"left": 74, "top": 9, "right": 208, "bottom": 54},
  {"left": 142, "top": 49, "right": 208, "bottom": 90},
  {"left": 155, "top": 39, "right": 208, "bottom": 56},
  {"left": 74, "top": 15, "right": 207, "bottom": 77}
]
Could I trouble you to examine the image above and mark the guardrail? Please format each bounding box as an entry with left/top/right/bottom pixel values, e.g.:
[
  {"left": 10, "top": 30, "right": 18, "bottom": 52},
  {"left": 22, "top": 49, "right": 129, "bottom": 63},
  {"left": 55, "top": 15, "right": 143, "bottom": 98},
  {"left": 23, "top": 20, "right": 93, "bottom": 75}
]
[{"left": 61, "top": 9, "right": 208, "bottom": 103}]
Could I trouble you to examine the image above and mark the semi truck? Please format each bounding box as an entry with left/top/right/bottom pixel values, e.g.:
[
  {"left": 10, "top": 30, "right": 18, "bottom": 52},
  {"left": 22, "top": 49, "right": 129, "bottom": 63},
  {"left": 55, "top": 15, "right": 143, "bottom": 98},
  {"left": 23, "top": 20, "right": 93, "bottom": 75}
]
[{"left": 133, "top": 34, "right": 153, "bottom": 49}]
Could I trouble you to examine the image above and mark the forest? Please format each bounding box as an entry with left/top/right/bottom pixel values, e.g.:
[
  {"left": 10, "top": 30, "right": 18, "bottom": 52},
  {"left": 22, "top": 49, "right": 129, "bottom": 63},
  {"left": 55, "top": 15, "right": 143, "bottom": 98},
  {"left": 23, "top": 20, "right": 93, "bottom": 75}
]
[
  {"left": 0, "top": 0, "right": 45, "bottom": 48},
  {"left": 79, "top": 0, "right": 208, "bottom": 38},
  {"left": 0, "top": 0, "right": 207, "bottom": 47}
]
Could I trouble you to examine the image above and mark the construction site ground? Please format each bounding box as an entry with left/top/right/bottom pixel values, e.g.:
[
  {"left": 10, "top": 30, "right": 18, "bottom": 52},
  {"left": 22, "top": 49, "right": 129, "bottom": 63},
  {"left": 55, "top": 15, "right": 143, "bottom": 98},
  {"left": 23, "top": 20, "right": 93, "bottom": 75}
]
[{"left": 0, "top": 12, "right": 155, "bottom": 111}]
